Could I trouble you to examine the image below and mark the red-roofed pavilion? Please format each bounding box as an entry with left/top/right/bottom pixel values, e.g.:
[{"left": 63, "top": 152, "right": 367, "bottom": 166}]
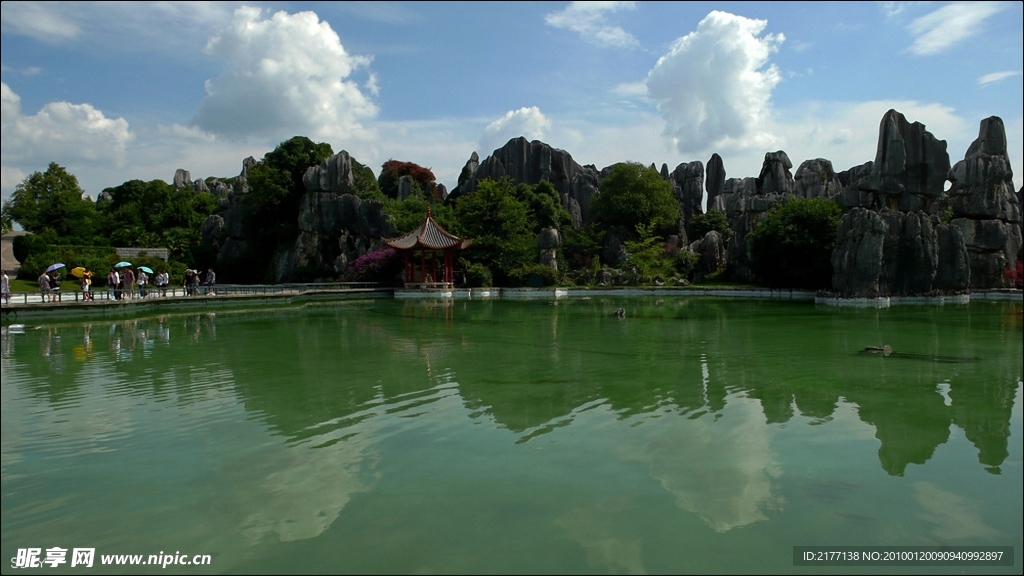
[{"left": 382, "top": 208, "right": 473, "bottom": 287}]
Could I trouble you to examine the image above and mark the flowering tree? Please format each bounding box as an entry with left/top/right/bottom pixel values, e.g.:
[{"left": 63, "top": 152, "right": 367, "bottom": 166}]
[{"left": 346, "top": 248, "right": 401, "bottom": 282}]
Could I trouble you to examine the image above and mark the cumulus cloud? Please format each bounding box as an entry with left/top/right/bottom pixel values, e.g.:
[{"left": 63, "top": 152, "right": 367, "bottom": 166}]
[
  {"left": 646, "top": 11, "right": 784, "bottom": 156},
  {"left": 478, "top": 107, "right": 552, "bottom": 154},
  {"left": 192, "top": 6, "right": 378, "bottom": 140},
  {"left": 544, "top": 1, "right": 639, "bottom": 49},
  {"left": 977, "top": 70, "right": 1022, "bottom": 86},
  {"left": 0, "top": 82, "right": 134, "bottom": 169},
  {"left": 907, "top": 2, "right": 1004, "bottom": 56}
]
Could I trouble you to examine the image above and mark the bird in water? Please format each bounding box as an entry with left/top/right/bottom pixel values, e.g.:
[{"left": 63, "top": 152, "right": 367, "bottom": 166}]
[{"left": 615, "top": 308, "right": 625, "bottom": 319}]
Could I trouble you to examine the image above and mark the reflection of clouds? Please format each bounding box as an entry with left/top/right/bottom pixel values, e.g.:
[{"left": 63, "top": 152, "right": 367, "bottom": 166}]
[
  {"left": 553, "top": 497, "right": 646, "bottom": 575},
  {"left": 639, "top": 396, "right": 783, "bottom": 532},
  {"left": 236, "top": 430, "right": 379, "bottom": 544},
  {"left": 913, "top": 481, "right": 1000, "bottom": 541}
]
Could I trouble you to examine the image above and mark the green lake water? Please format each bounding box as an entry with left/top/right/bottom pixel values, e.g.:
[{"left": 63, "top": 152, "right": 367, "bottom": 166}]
[{"left": 2, "top": 297, "right": 1022, "bottom": 574}]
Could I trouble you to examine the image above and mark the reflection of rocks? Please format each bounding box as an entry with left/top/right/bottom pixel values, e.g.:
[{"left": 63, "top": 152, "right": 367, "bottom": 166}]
[{"left": 640, "top": 398, "right": 782, "bottom": 532}]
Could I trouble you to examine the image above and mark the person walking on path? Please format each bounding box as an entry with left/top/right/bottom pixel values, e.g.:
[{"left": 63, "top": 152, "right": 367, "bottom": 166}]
[
  {"left": 108, "top": 269, "right": 119, "bottom": 300},
  {"left": 81, "top": 269, "right": 94, "bottom": 302},
  {"left": 137, "top": 269, "right": 148, "bottom": 298},
  {"left": 123, "top": 268, "right": 136, "bottom": 300},
  {"left": 39, "top": 270, "right": 52, "bottom": 303},
  {"left": 205, "top": 268, "right": 217, "bottom": 296},
  {"left": 1, "top": 270, "right": 10, "bottom": 305},
  {"left": 156, "top": 269, "right": 169, "bottom": 297},
  {"left": 50, "top": 272, "right": 61, "bottom": 302}
]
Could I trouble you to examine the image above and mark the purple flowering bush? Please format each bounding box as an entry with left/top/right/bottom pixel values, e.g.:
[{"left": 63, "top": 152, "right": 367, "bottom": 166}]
[{"left": 346, "top": 248, "right": 402, "bottom": 282}]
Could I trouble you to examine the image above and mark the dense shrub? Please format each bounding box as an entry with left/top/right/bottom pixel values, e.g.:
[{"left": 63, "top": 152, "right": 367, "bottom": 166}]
[
  {"left": 345, "top": 248, "right": 402, "bottom": 283},
  {"left": 688, "top": 209, "right": 733, "bottom": 243},
  {"left": 748, "top": 197, "right": 842, "bottom": 289},
  {"left": 462, "top": 263, "right": 493, "bottom": 287},
  {"left": 509, "top": 263, "right": 559, "bottom": 287}
]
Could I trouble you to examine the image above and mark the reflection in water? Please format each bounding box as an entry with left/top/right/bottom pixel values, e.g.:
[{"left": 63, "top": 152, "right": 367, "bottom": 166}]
[
  {"left": 913, "top": 481, "right": 1000, "bottom": 542},
  {"left": 638, "top": 396, "right": 783, "bottom": 532},
  {"left": 554, "top": 497, "right": 645, "bottom": 575},
  {"left": 1, "top": 299, "right": 1021, "bottom": 572}
]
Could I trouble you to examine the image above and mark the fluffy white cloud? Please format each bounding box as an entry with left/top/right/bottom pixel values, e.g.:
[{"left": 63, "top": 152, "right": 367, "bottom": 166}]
[
  {"left": 192, "top": 6, "right": 378, "bottom": 140},
  {"left": 977, "top": 70, "right": 1022, "bottom": 86},
  {"left": 544, "top": 1, "right": 638, "bottom": 49},
  {"left": 0, "top": 82, "right": 134, "bottom": 170},
  {"left": 478, "top": 107, "right": 552, "bottom": 155},
  {"left": 646, "top": 11, "right": 784, "bottom": 156},
  {"left": 907, "top": 2, "right": 1004, "bottom": 56}
]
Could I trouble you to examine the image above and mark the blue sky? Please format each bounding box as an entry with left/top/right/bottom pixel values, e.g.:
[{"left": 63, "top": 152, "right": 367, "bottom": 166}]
[{"left": 2, "top": 1, "right": 1022, "bottom": 205}]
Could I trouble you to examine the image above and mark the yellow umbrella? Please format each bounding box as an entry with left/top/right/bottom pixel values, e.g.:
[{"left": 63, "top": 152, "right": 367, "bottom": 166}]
[{"left": 70, "top": 267, "right": 87, "bottom": 278}]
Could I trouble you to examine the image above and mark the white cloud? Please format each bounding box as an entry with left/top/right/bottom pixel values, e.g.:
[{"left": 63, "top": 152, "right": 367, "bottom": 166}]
[
  {"left": 646, "top": 11, "right": 784, "bottom": 156},
  {"left": 907, "top": 2, "right": 1004, "bottom": 56},
  {"left": 0, "top": 1, "right": 79, "bottom": 41},
  {"left": 610, "top": 81, "right": 648, "bottom": 98},
  {"left": 878, "top": 1, "right": 911, "bottom": 19},
  {"left": 192, "top": 6, "right": 379, "bottom": 141},
  {"left": 0, "top": 82, "right": 134, "bottom": 170},
  {"left": 478, "top": 107, "right": 552, "bottom": 155},
  {"left": 977, "top": 70, "right": 1022, "bottom": 86},
  {"left": 544, "top": 1, "right": 639, "bottom": 49}
]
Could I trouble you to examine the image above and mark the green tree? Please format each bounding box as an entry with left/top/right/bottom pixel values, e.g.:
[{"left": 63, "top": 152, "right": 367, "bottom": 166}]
[
  {"left": 592, "top": 162, "right": 679, "bottom": 236},
  {"left": 351, "top": 158, "right": 384, "bottom": 200},
  {"left": 451, "top": 177, "right": 535, "bottom": 285},
  {"left": 688, "top": 209, "right": 733, "bottom": 243},
  {"left": 748, "top": 197, "right": 842, "bottom": 289},
  {"left": 97, "top": 178, "right": 218, "bottom": 264},
  {"left": 241, "top": 136, "right": 334, "bottom": 278},
  {"left": 4, "top": 162, "right": 99, "bottom": 243}
]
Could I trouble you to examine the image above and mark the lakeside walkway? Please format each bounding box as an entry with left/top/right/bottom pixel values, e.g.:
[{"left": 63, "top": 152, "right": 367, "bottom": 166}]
[{"left": 3, "top": 283, "right": 1019, "bottom": 322}]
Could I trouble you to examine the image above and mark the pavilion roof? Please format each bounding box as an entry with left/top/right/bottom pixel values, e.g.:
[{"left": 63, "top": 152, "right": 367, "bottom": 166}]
[{"left": 383, "top": 209, "right": 474, "bottom": 251}]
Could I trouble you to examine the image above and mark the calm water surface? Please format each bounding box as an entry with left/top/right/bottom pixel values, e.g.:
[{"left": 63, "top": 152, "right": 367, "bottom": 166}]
[{"left": 2, "top": 297, "right": 1022, "bottom": 574}]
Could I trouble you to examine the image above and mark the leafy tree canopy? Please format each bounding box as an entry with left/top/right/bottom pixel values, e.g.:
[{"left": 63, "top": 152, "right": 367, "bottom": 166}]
[
  {"left": 592, "top": 162, "right": 678, "bottom": 236},
  {"left": 748, "top": 197, "right": 842, "bottom": 289},
  {"left": 451, "top": 177, "right": 536, "bottom": 285},
  {"left": 4, "top": 162, "right": 99, "bottom": 243},
  {"left": 242, "top": 136, "right": 334, "bottom": 261},
  {"left": 688, "top": 209, "right": 733, "bottom": 243}
]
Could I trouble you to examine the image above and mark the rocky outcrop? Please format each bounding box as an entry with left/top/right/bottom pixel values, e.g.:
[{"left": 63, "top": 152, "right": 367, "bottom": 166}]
[
  {"left": 450, "top": 137, "right": 601, "bottom": 227},
  {"left": 302, "top": 150, "right": 355, "bottom": 194},
  {"left": 711, "top": 160, "right": 787, "bottom": 283},
  {"left": 831, "top": 208, "right": 969, "bottom": 297},
  {"left": 688, "top": 230, "right": 726, "bottom": 280},
  {"left": 272, "top": 191, "right": 389, "bottom": 282},
  {"left": 757, "top": 151, "right": 794, "bottom": 196},
  {"left": 705, "top": 153, "right": 726, "bottom": 211},
  {"left": 670, "top": 161, "right": 704, "bottom": 226},
  {"left": 946, "top": 117, "right": 1022, "bottom": 288},
  {"left": 538, "top": 227, "right": 561, "bottom": 271},
  {"left": 173, "top": 169, "right": 191, "bottom": 189},
  {"left": 204, "top": 157, "right": 258, "bottom": 266},
  {"left": 839, "top": 109, "right": 950, "bottom": 213},
  {"left": 246, "top": 151, "right": 392, "bottom": 282},
  {"left": 793, "top": 158, "right": 842, "bottom": 199}
]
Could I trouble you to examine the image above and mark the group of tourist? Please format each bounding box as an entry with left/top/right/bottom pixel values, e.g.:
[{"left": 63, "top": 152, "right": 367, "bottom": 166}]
[
  {"left": 36, "top": 269, "right": 63, "bottom": 303},
  {"left": 184, "top": 268, "right": 216, "bottom": 296},
  {"left": 1, "top": 266, "right": 218, "bottom": 305}
]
